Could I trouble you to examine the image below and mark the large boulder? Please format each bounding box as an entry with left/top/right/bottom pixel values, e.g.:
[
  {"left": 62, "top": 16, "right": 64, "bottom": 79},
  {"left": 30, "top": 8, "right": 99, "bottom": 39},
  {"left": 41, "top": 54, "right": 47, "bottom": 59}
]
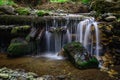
[
  {"left": 63, "top": 42, "right": 99, "bottom": 69},
  {"left": 7, "top": 38, "right": 36, "bottom": 57}
]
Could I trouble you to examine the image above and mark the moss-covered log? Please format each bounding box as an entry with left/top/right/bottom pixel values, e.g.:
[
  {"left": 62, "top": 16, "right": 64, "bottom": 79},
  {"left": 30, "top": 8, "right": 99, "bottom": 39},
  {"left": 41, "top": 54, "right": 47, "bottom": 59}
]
[
  {"left": 0, "top": 15, "right": 45, "bottom": 26},
  {"left": 0, "top": 15, "right": 87, "bottom": 26}
]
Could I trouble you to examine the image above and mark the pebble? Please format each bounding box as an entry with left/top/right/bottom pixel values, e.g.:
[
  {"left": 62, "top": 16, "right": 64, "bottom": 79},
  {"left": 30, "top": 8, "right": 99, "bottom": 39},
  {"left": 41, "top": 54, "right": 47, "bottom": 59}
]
[{"left": 0, "top": 67, "right": 69, "bottom": 80}]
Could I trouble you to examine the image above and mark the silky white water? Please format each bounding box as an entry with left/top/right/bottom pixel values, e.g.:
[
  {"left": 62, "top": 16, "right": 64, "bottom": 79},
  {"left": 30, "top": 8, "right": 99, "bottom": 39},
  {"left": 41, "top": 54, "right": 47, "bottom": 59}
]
[
  {"left": 76, "top": 17, "right": 100, "bottom": 58},
  {"left": 43, "top": 16, "right": 100, "bottom": 59}
]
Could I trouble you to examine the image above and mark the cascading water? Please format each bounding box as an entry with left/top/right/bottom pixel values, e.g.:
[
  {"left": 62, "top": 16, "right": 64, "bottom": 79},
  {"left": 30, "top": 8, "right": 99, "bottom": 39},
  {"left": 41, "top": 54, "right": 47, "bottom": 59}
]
[
  {"left": 45, "top": 31, "right": 51, "bottom": 51},
  {"left": 42, "top": 15, "right": 100, "bottom": 60},
  {"left": 44, "top": 16, "right": 72, "bottom": 59},
  {"left": 76, "top": 17, "right": 100, "bottom": 58}
]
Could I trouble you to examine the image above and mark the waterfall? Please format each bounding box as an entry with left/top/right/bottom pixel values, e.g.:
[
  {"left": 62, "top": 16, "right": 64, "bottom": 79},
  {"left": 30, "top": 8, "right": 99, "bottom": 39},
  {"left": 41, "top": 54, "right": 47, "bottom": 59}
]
[
  {"left": 42, "top": 16, "right": 100, "bottom": 59},
  {"left": 43, "top": 17, "right": 72, "bottom": 59},
  {"left": 66, "top": 29, "right": 71, "bottom": 43},
  {"left": 76, "top": 17, "right": 100, "bottom": 58},
  {"left": 45, "top": 31, "right": 51, "bottom": 51}
]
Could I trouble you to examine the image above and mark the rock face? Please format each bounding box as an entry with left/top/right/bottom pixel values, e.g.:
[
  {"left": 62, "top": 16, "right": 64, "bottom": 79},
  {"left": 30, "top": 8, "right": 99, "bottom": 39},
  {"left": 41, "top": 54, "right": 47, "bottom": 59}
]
[
  {"left": 100, "top": 22, "right": 120, "bottom": 65},
  {"left": 0, "top": 25, "right": 31, "bottom": 52},
  {"left": 91, "top": 0, "right": 120, "bottom": 13},
  {"left": 7, "top": 38, "right": 36, "bottom": 57},
  {"left": 63, "top": 42, "right": 99, "bottom": 69}
]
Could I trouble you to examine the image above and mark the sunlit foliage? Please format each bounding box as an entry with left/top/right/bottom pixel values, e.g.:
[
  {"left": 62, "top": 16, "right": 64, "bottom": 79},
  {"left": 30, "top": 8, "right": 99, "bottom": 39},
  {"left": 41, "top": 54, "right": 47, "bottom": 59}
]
[{"left": 0, "top": 0, "right": 16, "bottom": 6}]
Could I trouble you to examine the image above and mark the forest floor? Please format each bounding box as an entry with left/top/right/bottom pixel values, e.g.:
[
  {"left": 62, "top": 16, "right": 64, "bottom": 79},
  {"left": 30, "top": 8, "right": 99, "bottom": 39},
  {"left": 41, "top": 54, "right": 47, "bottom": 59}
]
[
  {"left": 0, "top": 53, "right": 120, "bottom": 80},
  {"left": 18, "top": 2, "right": 89, "bottom": 13}
]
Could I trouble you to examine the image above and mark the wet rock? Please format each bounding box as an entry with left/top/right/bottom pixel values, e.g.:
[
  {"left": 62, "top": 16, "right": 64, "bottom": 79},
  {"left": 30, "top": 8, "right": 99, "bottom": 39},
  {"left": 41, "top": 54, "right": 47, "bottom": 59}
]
[
  {"left": 49, "top": 27, "right": 67, "bottom": 33},
  {"left": 0, "top": 5, "right": 15, "bottom": 15},
  {"left": 0, "top": 73, "right": 9, "bottom": 79},
  {"left": 0, "top": 67, "right": 40, "bottom": 80},
  {"left": 42, "top": 75, "right": 54, "bottom": 80},
  {"left": 63, "top": 42, "right": 99, "bottom": 69},
  {"left": 108, "top": 69, "right": 118, "bottom": 78},
  {"left": 105, "top": 16, "right": 117, "bottom": 22},
  {"left": 36, "top": 77, "right": 45, "bottom": 80},
  {"left": 11, "top": 25, "right": 31, "bottom": 37},
  {"left": 56, "top": 75, "right": 66, "bottom": 80},
  {"left": 7, "top": 38, "right": 36, "bottom": 57},
  {"left": 0, "top": 25, "right": 14, "bottom": 29},
  {"left": 27, "top": 72, "right": 38, "bottom": 77}
]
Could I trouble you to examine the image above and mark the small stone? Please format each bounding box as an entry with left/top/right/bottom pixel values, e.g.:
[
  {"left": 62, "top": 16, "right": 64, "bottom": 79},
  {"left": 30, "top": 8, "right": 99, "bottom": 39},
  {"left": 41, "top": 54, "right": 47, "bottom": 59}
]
[
  {"left": 42, "top": 75, "right": 54, "bottom": 80},
  {"left": 56, "top": 75, "right": 66, "bottom": 80},
  {"left": 36, "top": 77, "right": 45, "bottom": 80},
  {"left": 105, "top": 16, "right": 117, "bottom": 22},
  {"left": 0, "top": 73, "right": 9, "bottom": 79},
  {"left": 27, "top": 72, "right": 38, "bottom": 77}
]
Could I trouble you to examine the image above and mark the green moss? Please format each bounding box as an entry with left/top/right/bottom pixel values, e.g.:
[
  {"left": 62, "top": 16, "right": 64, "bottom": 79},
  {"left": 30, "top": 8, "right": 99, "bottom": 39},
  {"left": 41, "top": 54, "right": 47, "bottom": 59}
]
[
  {"left": 36, "top": 10, "right": 50, "bottom": 16},
  {"left": 63, "top": 42, "right": 99, "bottom": 69},
  {"left": 0, "top": 0, "right": 17, "bottom": 6},
  {"left": 11, "top": 25, "right": 31, "bottom": 34},
  {"left": 15, "top": 7, "right": 30, "bottom": 15},
  {"left": 76, "top": 57, "right": 99, "bottom": 68},
  {"left": 7, "top": 38, "right": 36, "bottom": 57},
  {"left": 22, "top": 25, "right": 31, "bottom": 30},
  {"left": 64, "top": 42, "right": 84, "bottom": 53},
  {"left": 82, "top": 0, "right": 90, "bottom": 4},
  {"left": 7, "top": 41, "right": 28, "bottom": 57},
  {"left": 11, "top": 26, "right": 20, "bottom": 34}
]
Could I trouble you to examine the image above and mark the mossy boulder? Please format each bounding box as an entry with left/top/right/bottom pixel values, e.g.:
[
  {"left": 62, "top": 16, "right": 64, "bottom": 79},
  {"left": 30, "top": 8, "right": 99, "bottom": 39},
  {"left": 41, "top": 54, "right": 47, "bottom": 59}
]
[
  {"left": 7, "top": 38, "right": 36, "bottom": 57},
  {"left": 63, "top": 42, "right": 99, "bottom": 69}
]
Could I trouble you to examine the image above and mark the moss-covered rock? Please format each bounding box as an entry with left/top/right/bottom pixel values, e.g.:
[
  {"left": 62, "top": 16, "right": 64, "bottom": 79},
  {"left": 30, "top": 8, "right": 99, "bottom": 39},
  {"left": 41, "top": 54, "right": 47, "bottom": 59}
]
[
  {"left": 7, "top": 38, "right": 36, "bottom": 57},
  {"left": 63, "top": 42, "right": 99, "bottom": 69},
  {"left": 11, "top": 25, "right": 31, "bottom": 37},
  {"left": 15, "top": 7, "right": 30, "bottom": 15}
]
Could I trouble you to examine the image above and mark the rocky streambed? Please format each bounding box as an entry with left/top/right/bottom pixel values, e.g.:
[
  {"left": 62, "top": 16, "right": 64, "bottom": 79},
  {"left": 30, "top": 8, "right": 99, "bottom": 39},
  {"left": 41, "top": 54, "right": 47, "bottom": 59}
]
[{"left": 0, "top": 53, "right": 120, "bottom": 80}]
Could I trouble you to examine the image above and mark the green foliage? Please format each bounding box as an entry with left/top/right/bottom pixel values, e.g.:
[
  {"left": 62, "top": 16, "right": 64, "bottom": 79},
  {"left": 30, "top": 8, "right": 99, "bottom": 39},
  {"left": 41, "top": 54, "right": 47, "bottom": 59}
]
[
  {"left": 50, "top": 0, "right": 69, "bottom": 3},
  {"left": 82, "top": 0, "right": 90, "bottom": 4},
  {"left": 36, "top": 10, "right": 50, "bottom": 16},
  {"left": 15, "top": 7, "right": 30, "bottom": 15},
  {"left": 0, "top": 0, "right": 16, "bottom": 6}
]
